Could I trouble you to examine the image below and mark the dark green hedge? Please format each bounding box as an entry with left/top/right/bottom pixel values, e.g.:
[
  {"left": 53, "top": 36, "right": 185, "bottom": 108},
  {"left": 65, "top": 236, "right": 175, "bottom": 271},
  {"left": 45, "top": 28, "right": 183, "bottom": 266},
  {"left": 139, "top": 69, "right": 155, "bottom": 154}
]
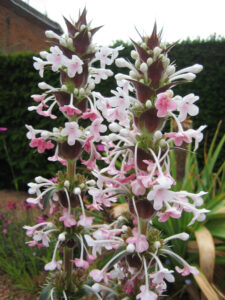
[{"left": 0, "top": 40, "right": 225, "bottom": 190}]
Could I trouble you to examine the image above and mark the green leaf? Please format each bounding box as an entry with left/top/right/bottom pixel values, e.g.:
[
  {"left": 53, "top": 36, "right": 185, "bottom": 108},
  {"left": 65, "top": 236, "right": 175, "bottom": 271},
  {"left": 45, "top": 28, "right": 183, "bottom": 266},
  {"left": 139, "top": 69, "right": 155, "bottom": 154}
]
[
  {"left": 39, "top": 285, "right": 52, "bottom": 300},
  {"left": 43, "top": 188, "right": 61, "bottom": 211},
  {"left": 206, "top": 219, "right": 225, "bottom": 239}
]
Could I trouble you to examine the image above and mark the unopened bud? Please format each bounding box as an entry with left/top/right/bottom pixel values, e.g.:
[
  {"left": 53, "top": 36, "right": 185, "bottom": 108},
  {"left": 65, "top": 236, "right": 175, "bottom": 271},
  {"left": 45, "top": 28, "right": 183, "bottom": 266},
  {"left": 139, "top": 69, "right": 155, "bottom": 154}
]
[
  {"left": 80, "top": 24, "right": 86, "bottom": 31},
  {"left": 39, "top": 51, "right": 48, "bottom": 59},
  {"left": 64, "top": 180, "right": 70, "bottom": 188},
  {"left": 159, "top": 139, "right": 167, "bottom": 148},
  {"left": 184, "top": 73, "right": 196, "bottom": 81},
  {"left": 61, "top": 85, "right": 67, "bottom": 92},
  {"left": 116, "top": 58, "right": 129, "bottom": 68},
  {"left": 35, "top": 176, "right": 43, "bottom": 183},
  {"left": 88, "top": 31, "right": 91, "bottom": 38},
  {"left": 79, "top": 88, "right": 85, "bottom": 96},
  {"left": 41, "top": 131, "right": 50, "bottom": 139},
  {"left": 46, "top": 222, "right": 54, "bottom": 229},
  {"left": 153, "top": 46, "right": 162, "bottom": 57},
  {"left": 122, "top": 225, "right": 128, "bottom": 232},
  {"left": 131, "top": 50, "right": 138, "bottom": 60},
  {"left": 166, "top": 89, "right": 174, "bottom": 98},
  {"left": 147, "top": 57, "right": 153, "bottom": 66},
  {"left": 154, "top": 130, "right": 162, "bottom": 140},
  {"left": 74, "top": 88, "right": 79, "bottom": 95},
  {"left": 74, "top": 187, "right": 81, "bottom": 195},
  {"left": 58, "top": 232, "right": 66, "bottom": 241},
  {"left": 92, "top": 283, "right": 101, "bottom": 292},
  {"left": 86, "top": 180, "right": 96, "bottom": 186},
  {"left": 126, "top": 244, "right": 135, "bottom": 253},
  {"left": 67, "top": 38, "right": 73, "bottom": 47},
  {"left": 140, "top": 62, "right": 148, "bottom": 73},
  {"left": 145, "top": 100, "right": 152, "bottom": 108},
  {"left": 109, "top": 122, "right": 121, "bottom": 132},
  {"left": 38, "top": 82, "right": 51, "bottom": 90},
  {"left": 129, "top": 70, "right": 137, "bottom": 78},
  {"left": 80, "top": 183, "right": 85, "bottom": 189},
  {"left": 167, "top": 65, "right": 176, "bottom": 76},
  {"left": 154, "top": 241, "right": 161, "bottom": 250},
  {"left": 45, "top": 30, "right": 59, "bottom": 39}
]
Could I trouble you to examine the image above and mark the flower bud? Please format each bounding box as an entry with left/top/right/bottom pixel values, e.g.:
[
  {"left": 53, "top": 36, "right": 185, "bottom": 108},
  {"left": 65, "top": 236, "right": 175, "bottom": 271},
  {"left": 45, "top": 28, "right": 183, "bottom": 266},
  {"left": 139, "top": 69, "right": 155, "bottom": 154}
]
[
  {"left": 38, "top": 82, "right": 52, "bottom": 90},
  {"left": 61, "top": 85, "right": 67, "bottom": 92},
  {"left": 154, "top": 241, "right": 161, "bottom": 250},
  {"left": 122, "top": 225, "right": 128, "bottom": 232},
  {"left": 64, "top": 180, "right": 70, "bottom": 188},
  {"left": 140, "top": 62, "right": 148, "bottom": 73},
  {"left": 80, "top": 24, "right": 86, "bottom": 30},
  {"left": 116, "top": 58, "right": 129, "bottom": 68},
  {"left": 109, "top": 122, "right": 121, "bottom": 132},
  {"left": 39, "top": 51, "right": 48, "bottom": 59},
  {"left": 159, "top": 139, "right": 167, "bottom": 148},
  {"left": 167, "top": 65, "right": 176, "bottom": 75},
  {"left": 147, "top": 57, "right": 153, "bottom": 66},
  {"left": 153, "top": 46, "right": 162, "bottom": 57},
  {"left": 129, "top": 70, "right": 137, "bottom": 78},
  {"left": 74, "top": 187, "right": 81, "bottom": 195},
  {"left": 126, "top": 244, "right": 135, "bottom": 253},
  {"left": 92, "top": 283, "right": 101, "bottom": 292},
  {"left": 58, "top": 232, "right": 66, "bottom": 241},
  {"left": 79, "top": 88, "right": 85, "bottom": 96},
  {"left": 154, "top": 130, "right": 162, "bottom": 140},
  {"left": 145, "top": 100, "right": 152, "bottom": 108},
  {"left": 45, "top": 30, "right": 59, "bottom": 39},
  {"left": 86, "top": 180, "right": 96, "bottom": 186},
  {"left": 131, "top": 50, "right": 138, "bottom": 60}
]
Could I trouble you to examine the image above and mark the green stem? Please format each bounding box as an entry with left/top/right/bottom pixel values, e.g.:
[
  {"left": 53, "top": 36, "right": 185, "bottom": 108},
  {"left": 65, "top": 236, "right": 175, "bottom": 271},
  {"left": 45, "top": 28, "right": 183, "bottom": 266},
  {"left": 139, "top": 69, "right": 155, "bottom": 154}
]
[
  {"left": 2, "top": 136, "right": 18, "bottom": 190},
  {"left": 67, "top": 160, "right": 76, "bottom": 183},
  {"left": 64, "top": 246, "right": 74, "bottom": 288}
]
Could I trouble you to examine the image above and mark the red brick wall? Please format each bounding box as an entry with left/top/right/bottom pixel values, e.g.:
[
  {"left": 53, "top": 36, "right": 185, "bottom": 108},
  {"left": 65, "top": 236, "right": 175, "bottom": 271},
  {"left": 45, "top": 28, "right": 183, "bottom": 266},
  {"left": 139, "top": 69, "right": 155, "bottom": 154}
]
[{"left": 0, "top": 4, "right": 55, "bottom": 53}]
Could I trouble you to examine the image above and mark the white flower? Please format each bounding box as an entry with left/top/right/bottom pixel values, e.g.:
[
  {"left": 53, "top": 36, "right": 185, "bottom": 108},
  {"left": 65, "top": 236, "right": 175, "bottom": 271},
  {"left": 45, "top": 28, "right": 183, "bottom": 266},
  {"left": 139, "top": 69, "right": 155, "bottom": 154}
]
[
  {"left": 175, "top": 93, "right": 199, "bottom": 122},
  {"left": 61, "top": 122, "right": 82, "bottom": 145},
  {"left": 66, "top": 55, "right": 83, "bottom": 78}
]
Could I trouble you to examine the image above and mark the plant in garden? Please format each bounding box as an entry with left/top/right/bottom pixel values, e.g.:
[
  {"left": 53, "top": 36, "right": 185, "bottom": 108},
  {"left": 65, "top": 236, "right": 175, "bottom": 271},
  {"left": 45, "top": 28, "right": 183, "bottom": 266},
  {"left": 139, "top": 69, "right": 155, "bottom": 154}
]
[{"left": 24, "top": 8, "right": 209, "bottom": 299}]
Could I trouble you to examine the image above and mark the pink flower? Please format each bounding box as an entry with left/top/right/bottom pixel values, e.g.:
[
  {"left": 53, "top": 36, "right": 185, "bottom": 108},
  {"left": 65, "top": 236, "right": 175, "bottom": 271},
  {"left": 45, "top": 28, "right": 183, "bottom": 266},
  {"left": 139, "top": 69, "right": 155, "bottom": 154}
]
[
  {"left": 61, "top": 121, "right": 82, "bottom": 146},
  {"left": 59, "top": 209, "right": 76, "bottom": 227},
  {"left": 0, "top": 127, "right": 7, "bottom": 132},
  {"left": 77, "top": 215, "right": 94, "bottom": 226},
  {"left": 71, "top": 258, "right": 89, "bottom": 269},
  {"left": 158, "top": 206, "right": 181, "bottom": 222},
  {"left": 31, "top": 94, "right": 46, "bottom": 103},
  {"left": 84, "top": 136, "right": 94, "bottom": 153},
  {"left": 89, "top": 269, "right": 111, "bottom": 285},
  {"left": 44, "top": 259, "right": 62, "bottom": 271},
  {"left": 29, "top": 138, "right": 54, "bottom": 153},
  {"left": 150, "top": 268, "right": 175, "bottom": 284},
  {"left": 90, "top": 117, "right": 107, "bottom": 142},
  {"left": 2, "top": 229, "right": 7, "bottom": 235},
  {"left": 66, "top": 55, "right": 83, "bottom": 78},
  {"left": 126, "top": 228, "right": 149, "bottom": 253},
  {"left": 131, "top": 178, "right": 146, "bottom": 196},
  {"left": 165, "top": 131, "right": 191, "bottom": 147},
  {"left": 155, "top": 93, "right": 177, "bottom": 117},
  {"left": 59, "top": 105, "right": 82, "bottom": 116},
  {"left": 136, "top": 285, "right": 158, "bottom": 300},
  {"left": 46, "top": 46, "right": 65, "bottom": 72},
  {"left": 175, "top": 263, "right": 199, "bottom": 276},
  {"left": 82, "top": 109, "right": 100, "bottom": 121}
]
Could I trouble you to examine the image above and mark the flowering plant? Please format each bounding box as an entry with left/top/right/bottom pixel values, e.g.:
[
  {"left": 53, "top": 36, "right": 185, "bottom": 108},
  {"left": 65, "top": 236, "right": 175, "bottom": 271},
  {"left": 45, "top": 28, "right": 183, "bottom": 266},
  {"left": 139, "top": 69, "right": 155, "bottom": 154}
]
[{"left": 24, "top": 9, "right": 208, "bottom": 299}]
